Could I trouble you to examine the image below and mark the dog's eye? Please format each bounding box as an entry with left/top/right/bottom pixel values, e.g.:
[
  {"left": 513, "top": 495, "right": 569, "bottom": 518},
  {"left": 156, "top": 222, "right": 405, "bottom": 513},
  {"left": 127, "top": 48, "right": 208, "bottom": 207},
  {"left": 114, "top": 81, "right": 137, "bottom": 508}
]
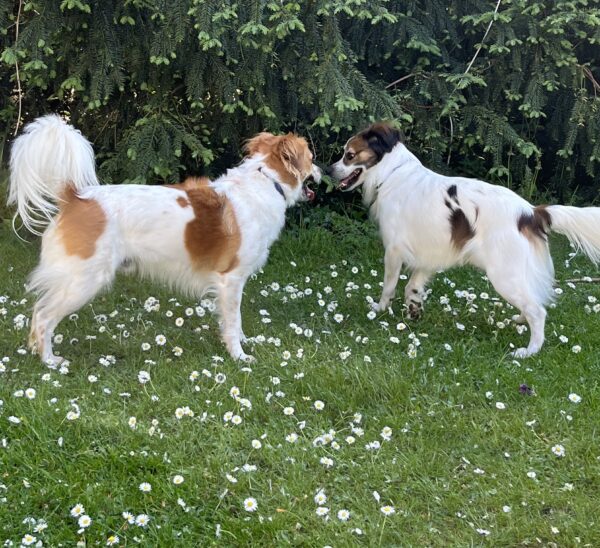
[{"left": 345, "top": 152, "right": 355, "bottom": 161}]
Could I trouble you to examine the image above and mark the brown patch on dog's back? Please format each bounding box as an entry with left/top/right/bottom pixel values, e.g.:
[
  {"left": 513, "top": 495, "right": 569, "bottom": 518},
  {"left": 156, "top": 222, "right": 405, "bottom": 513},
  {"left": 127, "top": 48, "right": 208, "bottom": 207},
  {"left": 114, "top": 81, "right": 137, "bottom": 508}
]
[
  {"left": 57, "top": 187, "right": 107, "bottom": 259},
  {"left": 518, "top": 206, "right": 552, "bottom": 241},
  {"left": 166, "top": 176, "right": 210, "bottom": 192},
  {"left": 450, "top": 208, "right": 475, "bottom": 249},
  {"left": 184, "top": 186, "right": 241, "bottom": 274}
]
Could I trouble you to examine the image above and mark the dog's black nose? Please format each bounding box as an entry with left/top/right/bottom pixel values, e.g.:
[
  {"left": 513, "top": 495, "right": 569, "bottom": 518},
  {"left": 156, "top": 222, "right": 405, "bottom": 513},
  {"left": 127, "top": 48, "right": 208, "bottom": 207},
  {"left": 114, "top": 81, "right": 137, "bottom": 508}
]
[{"left": 325, "top": 165, "right": 334, "bottom": 176}]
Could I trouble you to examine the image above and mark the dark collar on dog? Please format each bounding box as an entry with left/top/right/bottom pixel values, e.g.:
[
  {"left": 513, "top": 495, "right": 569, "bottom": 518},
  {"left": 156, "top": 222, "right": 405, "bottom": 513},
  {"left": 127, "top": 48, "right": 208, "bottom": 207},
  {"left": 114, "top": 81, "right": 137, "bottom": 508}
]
[
  {"left": 259, "top": 167, "right": 286, "bottom": 200},
  {"left": 368, "top": 163, "right": 404, "bottom": 208}
]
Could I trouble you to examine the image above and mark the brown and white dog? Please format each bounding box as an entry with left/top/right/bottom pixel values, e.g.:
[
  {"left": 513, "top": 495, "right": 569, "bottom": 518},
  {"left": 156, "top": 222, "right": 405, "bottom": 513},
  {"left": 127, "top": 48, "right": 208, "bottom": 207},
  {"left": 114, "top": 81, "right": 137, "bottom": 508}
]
[
  {"left": 328, "top": 122, "right": 600, "bottom": 357},
  {"left": 9, "top": 115, "right": 320, "bottom": 364}
]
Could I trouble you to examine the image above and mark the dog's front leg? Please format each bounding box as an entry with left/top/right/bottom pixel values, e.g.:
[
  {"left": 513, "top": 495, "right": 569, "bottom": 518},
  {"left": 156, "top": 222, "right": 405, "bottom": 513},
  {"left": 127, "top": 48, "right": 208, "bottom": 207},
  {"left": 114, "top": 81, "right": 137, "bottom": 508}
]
[
  {"left": 404, "top": 269, "right": 432, "bottom": 320},
  {"left": 373, "top": 247, "right": 403, "bottom": 312},
  {"left": 218, "top": 275, "right": 255, "bottom": 363}
]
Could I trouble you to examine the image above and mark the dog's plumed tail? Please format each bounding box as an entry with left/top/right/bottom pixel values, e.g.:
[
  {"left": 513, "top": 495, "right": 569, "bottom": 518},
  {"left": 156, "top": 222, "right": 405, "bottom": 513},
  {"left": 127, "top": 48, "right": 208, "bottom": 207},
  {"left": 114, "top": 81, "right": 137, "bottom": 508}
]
[
  {"left": 546, "top": 205, "right": 600, "bottom": 264},
  {"left": 8, "top": 114, "right": 99, "bottom": 234}
]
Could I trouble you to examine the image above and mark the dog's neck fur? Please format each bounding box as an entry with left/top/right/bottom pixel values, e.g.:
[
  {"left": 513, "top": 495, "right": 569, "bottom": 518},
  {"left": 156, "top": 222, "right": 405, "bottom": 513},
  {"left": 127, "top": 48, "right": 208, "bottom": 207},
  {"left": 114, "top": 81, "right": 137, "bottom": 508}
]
[
  {"left": 217, "top": 155, "right": 300, "bottom": 208},
  {"left": 362, "top": 143, "right": 421, "bottom": 211}
]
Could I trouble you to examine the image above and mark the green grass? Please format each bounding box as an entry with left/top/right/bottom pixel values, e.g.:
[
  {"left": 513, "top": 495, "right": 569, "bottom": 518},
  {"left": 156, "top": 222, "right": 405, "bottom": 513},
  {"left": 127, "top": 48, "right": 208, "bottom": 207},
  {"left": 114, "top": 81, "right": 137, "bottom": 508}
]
[{"left": 1, "top": 213, "right": 600, "bottom": 546}]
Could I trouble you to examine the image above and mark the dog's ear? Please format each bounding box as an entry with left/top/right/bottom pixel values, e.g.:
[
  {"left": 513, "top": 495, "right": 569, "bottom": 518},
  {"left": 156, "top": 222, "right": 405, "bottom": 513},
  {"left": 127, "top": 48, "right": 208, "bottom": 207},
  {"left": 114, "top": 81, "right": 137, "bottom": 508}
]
[
  {"left": 276, "top": 133, "right": 307, "bottom": 179},
  {"left": 362, "top": 123, "right": 403, "bottom": 160},
  {"left": 243, "top": 132, "right": 277, "bottom": 156}
]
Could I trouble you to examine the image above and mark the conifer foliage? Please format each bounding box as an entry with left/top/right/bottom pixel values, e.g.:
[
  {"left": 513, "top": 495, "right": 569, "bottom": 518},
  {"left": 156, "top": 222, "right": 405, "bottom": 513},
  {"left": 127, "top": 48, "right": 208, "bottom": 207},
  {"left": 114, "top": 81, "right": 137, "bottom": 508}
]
[{"left": 1, "top": 1, "right": 599, "bottom": 198}]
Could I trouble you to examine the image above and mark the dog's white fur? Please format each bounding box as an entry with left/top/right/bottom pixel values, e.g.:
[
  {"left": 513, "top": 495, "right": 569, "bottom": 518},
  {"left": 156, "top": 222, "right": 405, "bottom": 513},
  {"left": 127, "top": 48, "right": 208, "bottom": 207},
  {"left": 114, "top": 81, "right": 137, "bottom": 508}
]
[
  {"left": 330, "top": 127, "right": 600, "bottom": 357},
  {"left": 9, "top": 115, "right": 321, "bottom": 364}
]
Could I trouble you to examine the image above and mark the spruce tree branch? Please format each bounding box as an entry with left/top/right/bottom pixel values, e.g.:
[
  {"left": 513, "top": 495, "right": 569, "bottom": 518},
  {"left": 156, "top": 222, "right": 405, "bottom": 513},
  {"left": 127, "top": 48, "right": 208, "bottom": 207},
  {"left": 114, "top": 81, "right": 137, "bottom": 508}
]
[
  {"left": 13, "top": 0, "right": 24, "bottom": 137},
  {"left": 444, "top": 1, "right": 501, "bottom": 160}
]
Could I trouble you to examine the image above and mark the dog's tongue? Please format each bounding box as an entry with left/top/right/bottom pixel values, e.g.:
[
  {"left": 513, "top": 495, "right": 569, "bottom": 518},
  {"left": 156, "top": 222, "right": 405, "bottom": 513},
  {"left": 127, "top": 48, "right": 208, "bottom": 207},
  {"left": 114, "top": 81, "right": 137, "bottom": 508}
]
[
  {"left": 304, "top": 186, "right": 316, "bottom": 202},
  {"left": 338, "top": 175, "right": 353, "bottom": 190},
  {"left": 338, "top": 169, "right": 360, "bottom": 190}
]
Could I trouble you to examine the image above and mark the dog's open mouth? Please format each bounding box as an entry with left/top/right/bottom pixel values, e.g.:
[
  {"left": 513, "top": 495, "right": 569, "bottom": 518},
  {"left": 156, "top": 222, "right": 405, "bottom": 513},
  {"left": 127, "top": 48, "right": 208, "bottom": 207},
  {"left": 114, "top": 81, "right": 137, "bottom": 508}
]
[
  {"left": 338, "top": 169, "right": 362, "bottom": 191},
  {"left": 303, "top": 185, "right": 316, "bottom": 202}
]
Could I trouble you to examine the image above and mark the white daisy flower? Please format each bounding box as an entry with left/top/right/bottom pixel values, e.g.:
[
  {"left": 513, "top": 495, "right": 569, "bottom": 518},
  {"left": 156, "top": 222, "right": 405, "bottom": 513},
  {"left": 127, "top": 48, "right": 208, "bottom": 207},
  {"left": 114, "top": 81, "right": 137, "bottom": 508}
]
[
  {"left": 70, "top": 503, "right": 85, "bottom": 517},
  {"left": 78, "top": 514, "right": 92, "bottom": 528},
  {"left": 337, "top": 509, "right": 350, "bottom": 521},
  {"left": 138, "top": 370, "right": 151, "bottom": 384},
  {"left": 320, "top": 456, "right": 334, "bottom": 468},
  {"left": 314, "top": 490, "right": 327, "bottom": 505},
  {"left": 135, "top": 514, "right": 150, "bottom": 527},
  {"left": 172, "top": 346, "right": 183, "bottom": 357},
  {"left": 21, "top": 534, "right": 37, "bottom": 546},
  {"left": 243, "top": 497, "right": 258, "bottom": 512}
]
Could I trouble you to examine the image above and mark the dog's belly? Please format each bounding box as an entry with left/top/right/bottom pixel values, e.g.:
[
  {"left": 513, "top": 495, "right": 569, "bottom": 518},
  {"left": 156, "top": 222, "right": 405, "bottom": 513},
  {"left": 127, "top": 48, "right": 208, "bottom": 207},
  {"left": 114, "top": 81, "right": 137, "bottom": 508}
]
[{"left": 380, "top": 213, "right": 465, "bottom": 270}]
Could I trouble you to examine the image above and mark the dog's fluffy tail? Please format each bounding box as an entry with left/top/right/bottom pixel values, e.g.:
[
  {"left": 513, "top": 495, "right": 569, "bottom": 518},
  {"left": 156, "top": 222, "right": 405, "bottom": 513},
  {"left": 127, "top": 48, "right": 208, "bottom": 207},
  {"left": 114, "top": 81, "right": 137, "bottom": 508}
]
[
  {"left": 546, "top": 205, "right": 600, "bottom": 264},
  {"left": 8, "top": 114, "right": 99, "bottom": 234}
]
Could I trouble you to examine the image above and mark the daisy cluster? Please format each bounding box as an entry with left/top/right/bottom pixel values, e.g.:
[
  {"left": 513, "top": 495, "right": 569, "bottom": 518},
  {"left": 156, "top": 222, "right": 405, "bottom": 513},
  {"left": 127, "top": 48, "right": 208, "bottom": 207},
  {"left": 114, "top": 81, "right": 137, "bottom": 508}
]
[{"left": 0, "top": 236, "right": 598, "bottom": 545}]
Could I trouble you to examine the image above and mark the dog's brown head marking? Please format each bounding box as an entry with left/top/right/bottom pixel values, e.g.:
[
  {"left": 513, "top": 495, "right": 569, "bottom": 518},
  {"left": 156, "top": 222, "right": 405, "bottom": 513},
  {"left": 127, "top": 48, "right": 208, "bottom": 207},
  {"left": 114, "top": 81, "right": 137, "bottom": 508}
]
[
  {"left": 331, "top": 122, "right": 403, "bottom": 191},
  {"left": 344, "top": 123, "right": 403, "bottom": 168},
  {"left": 244, "top": 132, "right": 314, "bottom": 188}
]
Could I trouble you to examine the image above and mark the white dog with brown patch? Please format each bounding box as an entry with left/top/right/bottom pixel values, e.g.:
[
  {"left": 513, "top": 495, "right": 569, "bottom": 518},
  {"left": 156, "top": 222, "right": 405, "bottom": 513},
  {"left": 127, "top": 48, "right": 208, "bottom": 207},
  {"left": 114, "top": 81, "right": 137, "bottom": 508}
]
[
  {"left": 328, "top": 122, "right": 600, "bottom": 357},
  {"left": 9, "top": 115, "right": 320, "bottom": 364}
]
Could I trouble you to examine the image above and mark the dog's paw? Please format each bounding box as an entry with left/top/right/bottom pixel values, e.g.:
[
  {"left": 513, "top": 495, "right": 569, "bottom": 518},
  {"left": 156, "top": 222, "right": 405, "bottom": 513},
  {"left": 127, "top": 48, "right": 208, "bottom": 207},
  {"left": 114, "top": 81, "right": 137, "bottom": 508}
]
[
  {"left": 238, "top": 353, "right": 256, "bottom": 364},
  {"left": 407, "top": 301, "right": 423, "bottom": 320},
  {"left": 44, "top": 354, "right": 66, "bottom": 367},
  {"left": 372, "top": 301, "right": 390, "bottom": 313},
  {"left": 510, "top": 347, "right": 531, "bottom": 359}
]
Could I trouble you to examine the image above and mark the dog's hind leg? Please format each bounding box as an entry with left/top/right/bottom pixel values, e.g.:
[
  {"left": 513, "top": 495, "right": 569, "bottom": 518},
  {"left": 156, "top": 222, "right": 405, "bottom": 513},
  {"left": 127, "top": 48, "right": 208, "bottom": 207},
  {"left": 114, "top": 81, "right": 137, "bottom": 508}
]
[
  {"left": 485, "top": 241, "right": 551, "bottom": 357},
  {"left": 29, "top": 260, "right": 116, "bottom": 365},
  {"left": 374, "top": 246, "right": 403, "bottom": 312},
  {"left": 404, "top": 269, "right": 432, "bottom": 320}
]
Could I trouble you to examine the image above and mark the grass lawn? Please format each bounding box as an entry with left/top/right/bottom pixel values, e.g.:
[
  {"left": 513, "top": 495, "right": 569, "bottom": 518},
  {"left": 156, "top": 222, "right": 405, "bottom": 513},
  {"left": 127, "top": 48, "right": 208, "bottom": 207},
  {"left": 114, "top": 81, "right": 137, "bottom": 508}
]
[{"left": 1, "top": 211, "right": 600, "bottom": 546}]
